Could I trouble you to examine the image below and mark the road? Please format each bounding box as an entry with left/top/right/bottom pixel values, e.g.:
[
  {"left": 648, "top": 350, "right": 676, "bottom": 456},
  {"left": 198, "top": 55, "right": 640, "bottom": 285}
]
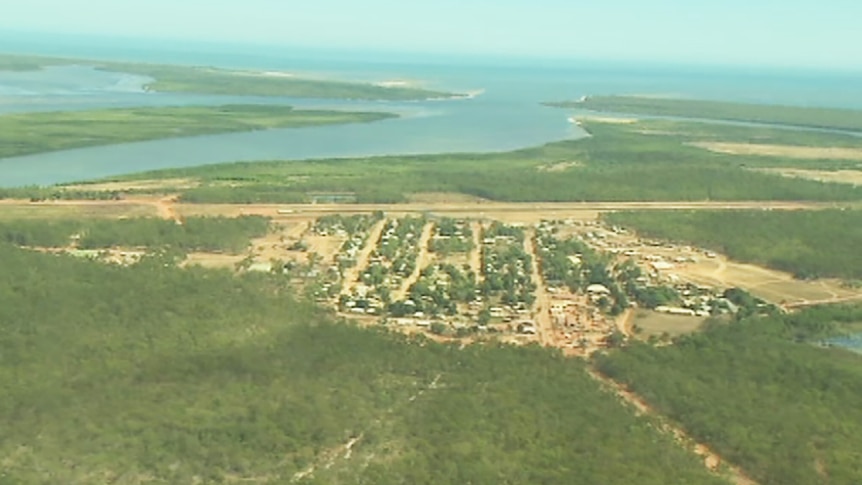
[
  {"left": 393, "top": 222, "right": 435, "bottom": 301},
  {"left": 341, "top": 219, "right": 387, "bottom": 295},
  {"left": 469, "top": 221, "right": 484, "bottom": 283},
  {"left": 587, "top": 368, "right": 759, "bottom": 485},
  {"left": 1, "top": 198, "right": 846, "bottom": 221},
  {"left": 524, "top": 229, "right": 553, "bottom": 346}
]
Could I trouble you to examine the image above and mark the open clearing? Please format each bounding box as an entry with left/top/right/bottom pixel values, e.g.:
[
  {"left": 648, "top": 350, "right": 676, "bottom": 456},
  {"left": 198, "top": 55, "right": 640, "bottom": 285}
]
[
  {"left": 750, "top": 168, "right": 862, "bottom": 186},
  {"left": 537, "top": 161, "right": 583, "bottom": 172},
  {"left": 0, "top": 200, "right": 157, "bottom": 219},
  {"left": 405, "top": 192, "right": 489, "bottom": 204},
  {"left": 632, "top": 310, "right": 707, "bottom": 338},
  {"left": 62, "top": 178, "right": 200, "bottom": 192},
  {"left": 577, "top": 116, "right": 638, "bottom": 124},
  {"left": 183, "top": 252, "right": 245, "bottom": 269},
  {"left": 691, "top": 142, "right": 862, "bottom": 161},
  {"left": 673, "top": 255, "right": 862, "bottom": 307},
  {"left": 4, "top": 198, "right": 839, "bottom": 223}
]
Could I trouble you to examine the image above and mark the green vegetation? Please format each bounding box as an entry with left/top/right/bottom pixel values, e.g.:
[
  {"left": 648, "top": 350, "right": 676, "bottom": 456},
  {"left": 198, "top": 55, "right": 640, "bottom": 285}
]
[
  {"left": 0, "top": 243, "right": 725, "bottom": 484},
  {"left": 390, "top": 263, "right": 479, "bottom": 319},
  {"left": 595, "top": 305, "right": 862, "bottom": 485},
  {"left": 549, "top": 95, "right": 862, "bottom": 132},
  {"left": 535, "top": 227, "right": 631, "bottom": 314},
  {"left": 605, "top": 209, "right": 862, "bottom": 279},
  {"left": 95, "top": 118, "right": 862, "bottom": 204},
  {"left": 428, "top": 218, "right": 474, "bottom": 255},
  {"left": 0, "top": 219, "right": 84, "bottom": 246},
  {"left": 0, "top": 105, "right": 394, "bottom": 159},
  {"left": 480, "top": 223, "right": 536, "bottom": 308},
  {"left": 0, "top": 54, "right": 455, "bottom": 100},
  {"left": 0, "top": 215, "right": 269, "bottom": 254},
  {"left": 0, "top": 55, "right": 51, "bottom": 71},
  {"left": 107, "top": 62, "right": 455, "bottom": 100},
  {"left": 341, "top": 217, "right": 427, "bottom": 309}
]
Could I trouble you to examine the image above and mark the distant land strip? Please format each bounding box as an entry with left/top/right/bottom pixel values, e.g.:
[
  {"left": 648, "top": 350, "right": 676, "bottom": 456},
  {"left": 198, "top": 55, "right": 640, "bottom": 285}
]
[
  {"left": 546, "top": 95, "right": 862, "bottom": 132},
  {"left": 0, "top": 105, "right": 395, "bottom": 159},
  {"left": 0, "top": 53, "right": 459, "bottom": 100}
]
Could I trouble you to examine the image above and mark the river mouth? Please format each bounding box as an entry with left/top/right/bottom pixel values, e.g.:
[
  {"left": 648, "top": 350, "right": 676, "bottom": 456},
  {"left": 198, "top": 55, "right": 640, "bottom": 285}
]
[{"left": 2, "top": 47, "right": 862, "bottom": 186}]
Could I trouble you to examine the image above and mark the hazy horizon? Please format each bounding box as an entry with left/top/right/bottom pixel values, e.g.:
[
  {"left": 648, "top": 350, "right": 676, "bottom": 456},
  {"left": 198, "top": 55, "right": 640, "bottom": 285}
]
[{"left": 2, "top": 0, "right": 862, "bottom": 72}]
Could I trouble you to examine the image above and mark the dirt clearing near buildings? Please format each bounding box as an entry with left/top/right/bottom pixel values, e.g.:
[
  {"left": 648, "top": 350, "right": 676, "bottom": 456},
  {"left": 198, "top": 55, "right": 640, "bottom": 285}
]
[
  {"left": 632, "top": 310, "right": 707, "bottom": 339},
  {"left": 183, "top": 252, "right": 246, "bottom": 270},
  {"left": 673, "top": 255, "right": 862, "bottom": 307}
]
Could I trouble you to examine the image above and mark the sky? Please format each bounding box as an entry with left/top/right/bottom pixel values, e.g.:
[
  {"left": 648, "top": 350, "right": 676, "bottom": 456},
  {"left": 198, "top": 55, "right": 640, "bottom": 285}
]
[{"left": 3, "top": 0, "right": 862, "bottom": 70}]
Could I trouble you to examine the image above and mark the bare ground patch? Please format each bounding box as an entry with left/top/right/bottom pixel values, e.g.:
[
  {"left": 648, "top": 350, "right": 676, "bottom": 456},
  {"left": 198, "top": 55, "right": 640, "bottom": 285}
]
[
  {"left": 750, "top": 167, "right": 862, "bottom": 186},
  {"left": 406, "top": 192, "right": 489, "bottom": 204},
  {"left": 632, "top": 310, "right": 706, "bottom": 339},
  {"left": 672, "top": 256, "right": 862, "bottom": 307},
  {"left": 0, "top": 200, "right": 157, "bottom": 219},
  {"left": 690, "top": 142, "right": 862, "bottom": 161},
  {"left": 537, "top": 161, "right": 583, "bottom": 172},
  {"left": 578, "top": 116, "right": 638, "bottom": 124},
  {"left": 183, "top": 252, "right": 246, "bottom": 269},
  {"left": 61, "top": 178, "right": 200, "bottom": 192}
]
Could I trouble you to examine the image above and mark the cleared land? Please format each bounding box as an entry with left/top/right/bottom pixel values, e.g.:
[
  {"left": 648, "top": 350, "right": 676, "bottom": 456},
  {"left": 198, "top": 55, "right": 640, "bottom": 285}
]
[
  {"left": 550, "top": 95, "right": 862, "bottom": 132},
  {"left": 61, "top": 178, "right": 201, "bottom": 192},
  {"left": 751, "top": 168, "right": 862, "bottom": 186},
  {"left": 0, "top": 105, "right": 394, "bottom": 159},
  {"left": 672, "top": 254, "right": 862, "bottom": 307},
  {"left": 605, "top": 209, "right": 862, "bottom": 280},
  {"left": 691, "top": 142, "right": 862, "bottom": 161},
  {"left": 0, "top": 53, "right": 456, "bottom": 100},
  {"left": 0, "top": 199, "right": 157, "bottom": 219},
  {"left": 631, "top": 310, "right": 706, "bottom": 338}
]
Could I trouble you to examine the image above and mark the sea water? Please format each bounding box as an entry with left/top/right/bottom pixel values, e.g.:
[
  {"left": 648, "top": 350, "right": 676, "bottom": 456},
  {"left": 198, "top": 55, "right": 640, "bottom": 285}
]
[{"left": 2, "top": 32, "right": 862, "bottom": 186}]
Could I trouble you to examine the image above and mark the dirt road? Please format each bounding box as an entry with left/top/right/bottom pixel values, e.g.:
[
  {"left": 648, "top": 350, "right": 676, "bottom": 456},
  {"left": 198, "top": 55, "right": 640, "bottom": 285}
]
[
  {"left": 3, "top": 199, "right": 841, "bottom": 219},
  {"left": 175, "top": 200, "right": 845, "bottom": 218},
  {"left": 469, "top": 222, "right": 484, "bottom": 282},
  {"left": 393, "top": 222, "right": 435, "bottom": 301},
  {"left": 588, "top": 368, "right": 759, "bottom": 485},
  {"left": 615, "top": 309, "right": 635, "bottom": 337},
  {"left": 341, "top": 219, "right": 387, "bottom": 295},
  {"left": 524, "top": 229, "right": 553, "bottom": 346}
]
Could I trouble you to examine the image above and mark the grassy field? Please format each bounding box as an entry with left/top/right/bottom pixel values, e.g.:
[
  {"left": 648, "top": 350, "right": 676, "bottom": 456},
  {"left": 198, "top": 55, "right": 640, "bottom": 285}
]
[
  {"left": 0, "top": 243, "right": 726, "bottom": 485},
  {"left": 595, "top": 305, "right": 862, "bottom": 485},
  {"left": 605, "top": 209, "right": 862, "bottom": 280},
  {"left": 0, "top": 53, "right": 456, "bottom": 100},
  {"left": 0, "top": 104, "right": 394, "bottom": 159},
  {"left": 549, "top": 95, "right": 862, "bottom": 132},
  {"left": 67, "top": 118, "right": 862, "bottom": 204}
]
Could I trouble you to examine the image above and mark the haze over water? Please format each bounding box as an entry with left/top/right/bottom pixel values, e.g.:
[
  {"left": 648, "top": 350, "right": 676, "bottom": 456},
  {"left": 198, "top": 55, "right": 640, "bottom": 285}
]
[{"left": 2, "top": 33, "right": 862, "bottom": 188}]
